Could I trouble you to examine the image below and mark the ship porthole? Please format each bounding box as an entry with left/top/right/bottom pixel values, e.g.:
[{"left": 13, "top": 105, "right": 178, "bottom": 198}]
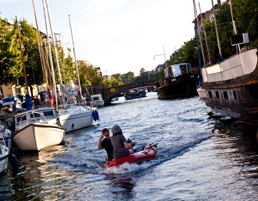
[
  {"left": 208, "top": 91, "right": 212, "bottom": 99},
  {"left": 223, "top": 91, "right": 228, "bottom": 100},
  {"left": 233, "top": 90, "right": 237, "bottom": 100},
  {"left": 215, "top": 91, "right": 220, "bottom": 99}
]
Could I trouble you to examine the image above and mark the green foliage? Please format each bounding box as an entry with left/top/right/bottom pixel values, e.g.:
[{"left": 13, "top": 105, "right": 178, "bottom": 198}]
[
  {"left": 121, "top": 72, "right": 135, "bottom": 84},
  {"left": 233, "top": 0, "right": 258, "bottom": 46},
  {"left": 0, "top": 18, "right": 22, "bottom": 85},
  {"left": 19, "top": 18, "right": 44, "bottom": 87},
  {"left": 57, "top": 51, "right": 75, "bottom": 84},
  {"left": 104, "top": 76, "right": 123, "bottom": 87},
  {"left": 112, "top": 73, "right": 123, "bottom": 83},
  {"left": 2, "top": 0, "right": 258, "bottom": 90},
  {"left": 79, "top": 60, "right": 103, "bottom": 86}
]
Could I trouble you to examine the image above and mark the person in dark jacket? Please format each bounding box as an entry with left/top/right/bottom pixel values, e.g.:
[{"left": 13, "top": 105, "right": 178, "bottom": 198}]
[{"left": 111, "top": 124, "right": 136, "bottom": 159}]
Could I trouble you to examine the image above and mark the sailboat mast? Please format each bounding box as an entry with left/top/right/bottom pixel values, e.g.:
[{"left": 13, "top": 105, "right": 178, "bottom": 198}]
[
  {"left": 45, "top": 0, "right": 65, "bottom": 105},
  {"left": 15, "top": 16, "right": 29, "bottom": 94},
  {"left": 163, "top": 45, "right": 167, "bottom": 68},
  {"left": 31, "top": 0, "right": 49, "bottom": 87},
  {"left": 198, "top": 3, "right": 212, "bottom": 65},
  {"left": 211, "top": 0, "right": 223, "bottom": 61},
  {"left": 193, "top": 0, "right": 203, "bottom": 85},
  {"left": 229, "top": 0, "right": 240, "bottom": 53},
  {"left": 68, "top": 15, "right": 82, "bottom": 100},
  {"left": 42, "top": 0, "right": 58, "bottom": 110},
  {"left": 193, "top": 0, "right": 206, "bottom": 65}
]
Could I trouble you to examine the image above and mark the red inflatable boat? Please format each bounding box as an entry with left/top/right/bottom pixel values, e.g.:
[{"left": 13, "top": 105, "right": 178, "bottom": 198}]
[{"left": 104, "top": 143, "right": 158, "bottom": 168}]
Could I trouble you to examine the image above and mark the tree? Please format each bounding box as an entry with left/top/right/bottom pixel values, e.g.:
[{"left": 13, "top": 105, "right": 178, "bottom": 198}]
[
  {"left": 57, "top": 50, "right": 76, "bottom": 85},
  {"left": 0, "top": 17, "right": 22, "bottom": 85},
  {"left": 18, "top": 18, "right": 44, "bottom": 95},
  {"left": 122, "top": 72, "right": 135, "bottom": 84},
  {"left": 138, "top": 68, "right": 149, "bottom": 82},
  {"left": 112, "top": 73, "right": 123, "bottom": 83},
  {"left": 103, "top": 76, "right": 122, "bottom": 87},
  {"left": 233, "top": 0, "right": 258, "bottom": 46},
  {"left": 79, "top": 60, "right": 103, "bottom": 86}
]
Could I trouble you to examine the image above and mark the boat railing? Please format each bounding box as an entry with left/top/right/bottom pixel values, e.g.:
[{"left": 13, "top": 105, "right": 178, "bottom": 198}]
[
  {"left": 202, "top": 48, "right": 257, "bottom": 83},
  {"left": 0, "top": 123, "right": 7, "bottom": 147},
  {"left": 15, "top": 111, "right": 51, "bottom": 130}
]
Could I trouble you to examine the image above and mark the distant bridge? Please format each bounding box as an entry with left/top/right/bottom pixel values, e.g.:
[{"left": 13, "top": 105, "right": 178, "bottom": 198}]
[{"left": 83, "top": 80, "right": 157, "bottom": 105}]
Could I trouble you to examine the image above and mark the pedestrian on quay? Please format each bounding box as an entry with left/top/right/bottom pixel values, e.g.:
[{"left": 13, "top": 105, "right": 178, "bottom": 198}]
[{"left": 12, "top": 100, "right": 25, "bottom": 112}]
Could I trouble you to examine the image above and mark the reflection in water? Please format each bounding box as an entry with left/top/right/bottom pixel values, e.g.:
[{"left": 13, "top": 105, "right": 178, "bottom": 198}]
[
  {"left": 106, "top": 172, "right": 136, "bottom": 200},
  {"left": 212, "top": 119, "right": 258, "bottom": 187},
  {"left": 8, "top": 145, "right": 71, "bottom": 200}
]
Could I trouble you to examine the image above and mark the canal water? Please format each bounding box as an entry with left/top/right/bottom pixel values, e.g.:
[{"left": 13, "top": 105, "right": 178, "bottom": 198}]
[{"left": 1, "top": 92, "right": 258, "bottom": 200}]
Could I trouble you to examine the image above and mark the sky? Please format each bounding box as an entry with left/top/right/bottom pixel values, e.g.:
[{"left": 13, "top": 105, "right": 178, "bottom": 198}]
[{"left": 0, "top": 0, "right": 218, "bottom": 76}]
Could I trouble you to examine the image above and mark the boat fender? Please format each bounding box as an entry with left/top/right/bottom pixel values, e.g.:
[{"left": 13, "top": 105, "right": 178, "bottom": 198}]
[
  {"left": 92, "top": 110, "right": 99, "bottom": 121},
  {"left": 9, "top": 153, "right": 19, "bottom": 176}
]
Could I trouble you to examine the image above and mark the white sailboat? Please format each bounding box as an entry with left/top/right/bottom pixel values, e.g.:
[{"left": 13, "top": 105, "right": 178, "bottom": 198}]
[
  {"left": 33, "top": 0, "right": 99, "bottom": 133},
  {"left": 55, "top": 15, "right": 99, "bottom": 132}
]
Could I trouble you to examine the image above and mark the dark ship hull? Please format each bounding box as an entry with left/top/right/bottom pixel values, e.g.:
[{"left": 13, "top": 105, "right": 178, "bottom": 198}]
[
  {"left": 198, "top": 48, "right": 258, "bottom": 125},
  {"left": 156, "top": 74, "right": 199, "bottom": 99}
]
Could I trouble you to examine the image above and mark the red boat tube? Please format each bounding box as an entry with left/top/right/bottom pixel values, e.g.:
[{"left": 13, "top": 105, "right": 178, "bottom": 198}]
[{"left": 104, "top": 143, "right": 158, "bottom": 168}]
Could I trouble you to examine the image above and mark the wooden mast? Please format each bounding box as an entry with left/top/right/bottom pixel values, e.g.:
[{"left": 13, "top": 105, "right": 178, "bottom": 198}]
[
  {"left": 31, "top": 0, "right": 49, "bottom": 87},
  {"left": 42, "top": 0, "right": 58, "bottom": 110},
  {"left": 68, "top": 15, "right": 83, "bottom": 103}
]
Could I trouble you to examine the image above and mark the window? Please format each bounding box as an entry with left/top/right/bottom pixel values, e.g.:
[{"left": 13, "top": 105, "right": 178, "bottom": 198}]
[
  {"left": 179, "top": 65, "right": 187, "bottom": 75},
  {"left": 208, "top": 91, "right": 212, "bottom": 98},
  {"left": 223, "top": 91, "right": 228, "bottom": 100},
  {"left": 15, "top": 88, "right": 21, "bottom": 94},
  {"left": 233, "top": 90, "right": 237, "bottom": 100},
  {"left": 215, "top": 91, "right": 220, "bottom": 99}
]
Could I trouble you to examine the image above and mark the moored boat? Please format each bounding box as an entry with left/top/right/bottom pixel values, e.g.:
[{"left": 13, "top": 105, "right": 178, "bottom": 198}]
[
  {"left": 193, "top": 1, "right": 258, "bottom": 125},
  {"left": 104, "top": 143, "right": 158, "bottom": 168},
  {"left": 124, "top": 88, "right": 146, "bottom": 100},
  {"left": 200, "top": 47, "right": 258, "bottom": 124},
  {"left": 12, "top": 108, "right": 65, "bottom": 151},
  {"left": 155, "top": 63, "right": 199, "bottom": 99},
  {"left": 57, "top": 105, "right": 98, "bottom": 132},
  {"left": 0, "top": 125, "right": 10, "bottom": 175},
  {"left": 0, "top": 122, "right": 12, "bottom": 150},
  {"left": 90, "top": 94, "right": 105, "bottom": 107},
  {"left": 0, "top": 122, "right": 19, "bottom": 176}
]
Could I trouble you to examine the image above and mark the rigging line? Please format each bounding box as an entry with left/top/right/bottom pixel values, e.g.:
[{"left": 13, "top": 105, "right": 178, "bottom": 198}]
[
  {"left": 45, "top": 0, "right": 65, "bottom": 106},
  {"left": 32, "top": 0, "right": 49, "bottom": 87},
  {"left": 42, "top": 0, "right": 58, "bottom": 110}
]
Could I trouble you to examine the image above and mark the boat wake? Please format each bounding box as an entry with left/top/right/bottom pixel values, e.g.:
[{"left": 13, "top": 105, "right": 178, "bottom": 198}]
[{"left": 47, "top": 132, "right": 211, "bottom": 175}]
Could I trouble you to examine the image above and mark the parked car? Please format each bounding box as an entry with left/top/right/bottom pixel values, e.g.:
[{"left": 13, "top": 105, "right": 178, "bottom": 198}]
[{"left": 2, "top": 96, "right": 22, "bottom": 108}]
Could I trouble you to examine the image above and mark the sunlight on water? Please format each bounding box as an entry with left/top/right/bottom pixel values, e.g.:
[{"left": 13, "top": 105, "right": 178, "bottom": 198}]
[{"left": 2, "top": 95, "right": 258, "bottom": 200}]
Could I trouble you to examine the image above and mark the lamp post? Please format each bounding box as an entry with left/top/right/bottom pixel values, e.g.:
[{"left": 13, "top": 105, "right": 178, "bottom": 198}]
[{"left": 154, "top": 45, "right": 167, "bottom": 68}]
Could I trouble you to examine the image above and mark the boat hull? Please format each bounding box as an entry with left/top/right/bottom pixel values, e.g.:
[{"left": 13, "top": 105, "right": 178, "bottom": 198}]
[
  {"left": 104, "top": 143, "right": 157, "bottom": 168},
  {"left": 0, "top": 145, "right": 9, "bottom": 175},
  {"left": 93, "top": 101, "right": 104, "bottom": 107},
  {"left": 13, "top": 123, "right": 65, "bottom": 151},
  {"left": 200, "top": 48, "right": 258, "bottom": 124},
  {"left": 125, "top": 91, "right": 146, "bottom": 100},
  {"left": 58, "top": 106, "right": 94, "bottom": 132},
  {"left": 156, "top": 74, "right": 199, "bottom": 99}
]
